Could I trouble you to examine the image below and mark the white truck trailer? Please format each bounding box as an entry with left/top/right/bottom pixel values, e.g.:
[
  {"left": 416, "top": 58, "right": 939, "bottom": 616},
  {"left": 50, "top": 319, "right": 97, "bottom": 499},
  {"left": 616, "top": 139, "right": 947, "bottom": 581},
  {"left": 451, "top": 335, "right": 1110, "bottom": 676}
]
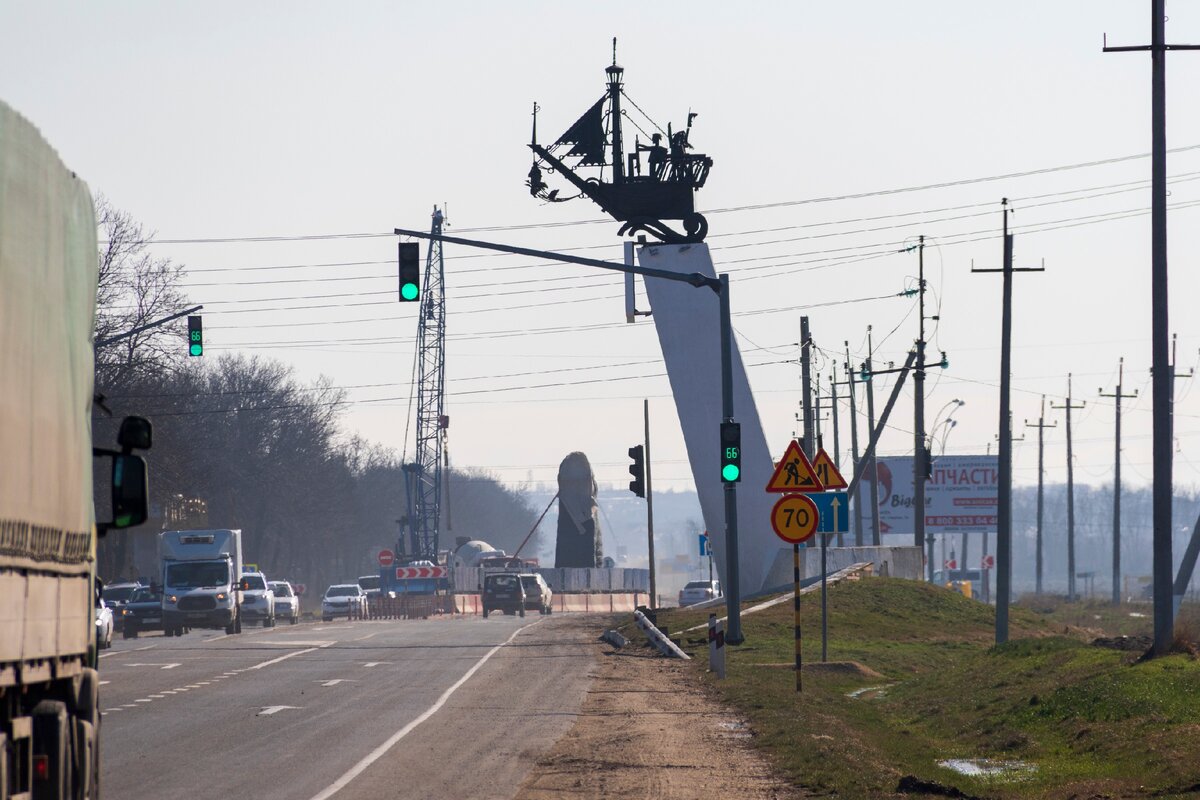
[
  {"left": 1, "top": 99, "right": 152, "bottom": 798},
  {"left": 160, "top": 529, "right": 244, "bottom": 635}
]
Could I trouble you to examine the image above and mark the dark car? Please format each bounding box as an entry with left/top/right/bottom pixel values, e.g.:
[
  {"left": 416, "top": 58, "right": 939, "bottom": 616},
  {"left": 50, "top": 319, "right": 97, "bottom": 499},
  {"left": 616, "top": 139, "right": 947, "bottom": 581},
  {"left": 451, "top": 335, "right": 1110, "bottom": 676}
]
[
  {"left": 482, "top": 573, "right": 526, "bottom": 619},
  {"left": 121, "top": 586, "right": 165, "bottom": 638}
]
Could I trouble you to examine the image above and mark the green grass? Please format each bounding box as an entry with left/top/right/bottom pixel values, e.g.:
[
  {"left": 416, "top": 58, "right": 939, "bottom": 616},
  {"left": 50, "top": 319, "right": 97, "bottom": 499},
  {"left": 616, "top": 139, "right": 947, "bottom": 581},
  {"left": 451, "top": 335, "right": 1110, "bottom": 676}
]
[{"left": 648, "top": 579, "right": 1200, "bottom": 799}]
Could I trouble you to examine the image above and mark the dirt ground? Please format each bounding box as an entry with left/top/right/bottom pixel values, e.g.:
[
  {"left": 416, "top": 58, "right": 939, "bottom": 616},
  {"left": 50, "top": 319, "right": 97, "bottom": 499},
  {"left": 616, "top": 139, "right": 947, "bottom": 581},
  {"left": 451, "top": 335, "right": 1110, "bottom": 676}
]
[{"left": 518, "top": 629, "right": 805, "bottom": 800}]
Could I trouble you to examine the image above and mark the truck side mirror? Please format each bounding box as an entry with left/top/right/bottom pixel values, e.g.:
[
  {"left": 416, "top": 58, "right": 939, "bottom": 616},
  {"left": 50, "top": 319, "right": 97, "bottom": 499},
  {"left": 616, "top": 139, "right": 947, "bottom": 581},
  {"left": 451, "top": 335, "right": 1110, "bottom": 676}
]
[
  {"left": 109, "top": 454, "right": 149, "bottom": 529},
  {"left": 117, "top": 416, "right": 153, "bottom": 452}
]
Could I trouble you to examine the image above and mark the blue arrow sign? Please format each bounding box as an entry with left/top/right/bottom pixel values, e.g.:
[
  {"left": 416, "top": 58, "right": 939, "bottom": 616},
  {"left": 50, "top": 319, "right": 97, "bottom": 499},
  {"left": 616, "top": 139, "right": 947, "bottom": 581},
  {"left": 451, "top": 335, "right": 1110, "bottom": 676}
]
[
  {"left": 812, "top": 492, "right": 849, "bottom": 534},
  {"left": 699, "top": 533, "right": 710, "bottom": 556}
]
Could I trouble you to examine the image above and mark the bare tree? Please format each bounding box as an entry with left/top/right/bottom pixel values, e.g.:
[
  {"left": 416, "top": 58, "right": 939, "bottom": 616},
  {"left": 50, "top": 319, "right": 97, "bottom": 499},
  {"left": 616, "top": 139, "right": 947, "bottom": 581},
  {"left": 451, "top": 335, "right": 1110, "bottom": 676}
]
[{"left": 94, "top": 195, "right": 191, "bottom": 388}]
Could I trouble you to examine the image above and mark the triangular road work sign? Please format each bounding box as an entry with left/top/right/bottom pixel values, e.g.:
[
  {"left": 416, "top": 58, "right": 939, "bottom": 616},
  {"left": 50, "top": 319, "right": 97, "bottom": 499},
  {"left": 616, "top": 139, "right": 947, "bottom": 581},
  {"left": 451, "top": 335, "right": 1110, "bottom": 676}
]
[
  {"left": 765, "top": 440, "right": 825, "bottom": 493},
  {"left": 812, "top": 448, "right": 848, "bottom": 490}
]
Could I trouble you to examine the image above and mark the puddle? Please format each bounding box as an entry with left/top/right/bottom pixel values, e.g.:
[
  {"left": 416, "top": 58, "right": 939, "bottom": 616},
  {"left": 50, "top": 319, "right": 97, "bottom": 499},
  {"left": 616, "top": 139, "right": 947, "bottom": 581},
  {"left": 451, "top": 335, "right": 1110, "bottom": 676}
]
[
  {"left": 936, "top": 758, "right": 1036, "bottom": 780},
  {"left": 846, "top": 684, "right": 894, "bottom": 700}
]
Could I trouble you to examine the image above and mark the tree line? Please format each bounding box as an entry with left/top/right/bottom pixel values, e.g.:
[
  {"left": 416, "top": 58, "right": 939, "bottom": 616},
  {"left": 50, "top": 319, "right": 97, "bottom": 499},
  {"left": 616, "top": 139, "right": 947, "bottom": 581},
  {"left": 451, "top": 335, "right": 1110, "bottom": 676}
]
[{"left": 93, "top": 198, "right": 540, "bottom": 595}]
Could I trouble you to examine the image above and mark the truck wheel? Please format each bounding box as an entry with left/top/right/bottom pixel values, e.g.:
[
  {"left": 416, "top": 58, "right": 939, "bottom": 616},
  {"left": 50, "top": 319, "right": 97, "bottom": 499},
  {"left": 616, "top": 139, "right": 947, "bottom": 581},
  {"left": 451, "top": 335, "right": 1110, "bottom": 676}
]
[
  {"left": 74, "top": 718, "right": 97, "bottom": 799},
  {"left": 32, "top": 699, "right": 69, "bottom": 800}
]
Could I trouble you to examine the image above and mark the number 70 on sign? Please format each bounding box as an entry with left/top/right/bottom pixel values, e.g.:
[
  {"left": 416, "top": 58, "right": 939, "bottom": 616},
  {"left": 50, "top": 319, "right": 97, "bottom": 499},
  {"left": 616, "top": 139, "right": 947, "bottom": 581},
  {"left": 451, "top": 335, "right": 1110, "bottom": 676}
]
[{"left": 770, "top": 494, "right": 819, "bottom": 544}]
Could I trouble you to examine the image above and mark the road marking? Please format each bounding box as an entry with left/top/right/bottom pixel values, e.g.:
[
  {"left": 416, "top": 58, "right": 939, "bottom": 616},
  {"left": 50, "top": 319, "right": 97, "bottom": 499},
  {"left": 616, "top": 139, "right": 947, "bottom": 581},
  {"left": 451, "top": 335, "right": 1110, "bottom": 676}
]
[
  {"left": 362, "top": 662, "right": 390, "bottom": 668},
  {"left": 103, "top": 708, "right": 122, "bottom": 713},
  {"left": 256, "top": 640, "right": 333, "bottom": 648},
  {"left": 318, "top": 679, "right": 355, "bottom": 687},
  {"left": 134, "top": 699, "right": 152, "bottom": 703},
  {"left": 99, "top": 643, "right": 155, "bottom": 659},
  {"left": 243, "top": 646, "right": 325, "bottom": 671},
  {"left": 99, "top": 680, "right": 110, "bottom": 685},
  {"left": 125, "top": 662, "right": 180, "bottom": 670},
  {"left": 352, "top": 632, "right": 378, "bottom": 641},
  {"left": 257, "top": 705, "right": 301, "bottom": 716},
  {"left": 307, "top": 620, "right": 541, "bottom": 800},
  {"left": 149, "top": 694, "right": 165, "bottom": 699}
]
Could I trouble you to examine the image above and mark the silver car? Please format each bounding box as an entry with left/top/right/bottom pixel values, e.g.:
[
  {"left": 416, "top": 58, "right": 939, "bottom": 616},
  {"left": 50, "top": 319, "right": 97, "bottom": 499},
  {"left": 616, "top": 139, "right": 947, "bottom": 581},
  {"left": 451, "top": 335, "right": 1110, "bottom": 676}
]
[
  {"left": 94, "top": 598, "right": 114, "bottom": 650},
  {"left": 322, "top": 584, "right": 366, "bottom": 621},
  {"left": 678, "top": 579, "right": 721, "bottom": 607},
  {"left": 269, "top": 581, "right": 300, "bottom": 625},
  {"left": 240, "top": 572, "right": 276, "bottom": 627}
]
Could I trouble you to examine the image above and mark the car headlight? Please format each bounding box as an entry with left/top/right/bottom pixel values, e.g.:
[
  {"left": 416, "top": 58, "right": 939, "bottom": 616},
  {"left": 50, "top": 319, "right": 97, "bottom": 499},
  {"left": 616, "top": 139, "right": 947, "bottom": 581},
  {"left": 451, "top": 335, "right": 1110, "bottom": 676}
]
[
  {"left": 121, "top": 608, "right": 129, "bottom": 616},
  {"left": 217, "top": 592, "right": 226, "bottom": 600},
  {"left": 168, "top": 595, "right": 177, "bottom": 603}
]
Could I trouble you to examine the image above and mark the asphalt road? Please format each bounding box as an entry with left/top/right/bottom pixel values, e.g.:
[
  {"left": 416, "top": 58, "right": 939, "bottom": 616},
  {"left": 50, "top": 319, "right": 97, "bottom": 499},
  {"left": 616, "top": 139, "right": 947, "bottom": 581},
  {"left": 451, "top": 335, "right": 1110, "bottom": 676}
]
[{"left": 98, "top": 612, "right": 596, "bottom": 799}]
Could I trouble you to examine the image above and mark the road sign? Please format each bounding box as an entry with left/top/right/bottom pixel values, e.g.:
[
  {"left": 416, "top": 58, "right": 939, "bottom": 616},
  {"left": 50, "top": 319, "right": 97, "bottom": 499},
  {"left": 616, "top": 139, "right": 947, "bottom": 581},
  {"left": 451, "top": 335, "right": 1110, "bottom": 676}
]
[
  {"left": 293, "top": 583, "right": 307, "bottom": 596},
  {"left": 811, "top": 449, "right": 848, "bottom": 490},
  {"left": 377, "top": 549, "right": 395, "bottom": 568},
  {"left": 699, "top": 533, "right": 710, "bottom": 557},
  {"left": 811, "top": 491, "right": 849, "bottom": 534},
  {"left": 394, "top": 565, "right": 448, "bottom": 580},
  {"left": 771, "top": 494, "right": 820, "bottom": 544},
  {"left": 981, "top": 554, "right": 995, "bottom": 569},
  {"left": 766, "top": 440, "right": 825, "bottom": 493},
  {"left": 944, "top": 559, "right": 957, "bottom": 570}
]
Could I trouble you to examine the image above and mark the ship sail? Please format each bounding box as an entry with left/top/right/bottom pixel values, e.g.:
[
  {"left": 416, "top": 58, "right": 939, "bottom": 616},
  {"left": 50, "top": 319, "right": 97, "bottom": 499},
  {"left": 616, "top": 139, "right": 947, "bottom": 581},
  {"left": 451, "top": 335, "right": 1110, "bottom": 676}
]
[{"left": 553, "top": 96, "right": 607, "bottom": 166}]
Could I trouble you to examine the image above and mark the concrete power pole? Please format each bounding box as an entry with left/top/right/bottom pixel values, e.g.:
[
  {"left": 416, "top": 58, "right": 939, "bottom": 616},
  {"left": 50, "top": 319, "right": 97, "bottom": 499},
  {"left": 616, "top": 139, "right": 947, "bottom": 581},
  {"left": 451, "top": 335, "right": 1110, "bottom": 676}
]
[
  {"left": 1052, "top": 376, "right": 1086, "bottom": 601},
  {"left": 644, "top": 399, "right": 656, "bottom": 608},
  {"left": 914, "top": 236, "right": 930, "bottom": 579},
  {"left": 1026, "top": 397, "right": 1057, "bottom": 596},
  {"left": 1104, "top": 0, "right": 1200, "bottom": 654},
  {"left": 841, "top": 344, "right": 866, "bottom": 547},
  {"left": 865, "top": 327, "right": 882, "bottom": 546},
  {"left": 800, "top": 317, "right": 815, "bottom": 461},
  {"left": 972, "top": 199, "right": 1044, "bottom": 643},
  {"left": 1100, "top": 359, "right": 1138, "bottom": 606}
]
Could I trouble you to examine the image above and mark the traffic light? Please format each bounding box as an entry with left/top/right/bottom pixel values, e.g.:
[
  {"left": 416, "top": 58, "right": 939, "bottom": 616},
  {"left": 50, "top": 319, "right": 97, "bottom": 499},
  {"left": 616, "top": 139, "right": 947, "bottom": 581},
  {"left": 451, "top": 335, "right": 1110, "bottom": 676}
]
[
  {"left": 720, "top": 421, "right": 741, "bottom": 483},
  {"left": 628, "top": 445, "right": 645, "bottom": 498},
  {"left": 187, "top": 315, "right": 203, "bottom": 357},
  {"left": 398, "top": 242, "right": 420, "bottom": 302}
]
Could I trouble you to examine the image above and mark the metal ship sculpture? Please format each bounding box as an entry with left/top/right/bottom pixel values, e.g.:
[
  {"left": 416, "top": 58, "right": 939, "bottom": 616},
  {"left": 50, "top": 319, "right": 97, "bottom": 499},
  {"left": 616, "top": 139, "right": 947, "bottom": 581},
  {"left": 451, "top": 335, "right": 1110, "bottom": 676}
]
[{"left": 527, "top": 46, "right": 714, "bottom": 243}]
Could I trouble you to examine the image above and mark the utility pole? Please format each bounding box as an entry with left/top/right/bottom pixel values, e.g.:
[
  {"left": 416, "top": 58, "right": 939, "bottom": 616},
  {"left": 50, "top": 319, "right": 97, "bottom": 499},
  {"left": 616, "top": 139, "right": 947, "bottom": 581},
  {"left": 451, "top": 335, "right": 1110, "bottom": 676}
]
[
  {"left": 913, "top": 236, "right": 929, "bottom": 577},
  {"left": 644, "top": 399, "right": 656, "bottom": 609},
  {"left": 814, "top": 374, "right": 824, "bottom": 454},
  {"left": 840, "top": 344, "right": 866, "bottom": 547},
  {"left": 1100, "top": 359, "right": 1138, "bottom": 606},
  {"left": 1104, "top": 0, "right": 1200, "bottom": 655},
  {"left": 1052, "top": 376, "right": 1086, "bottom": 601},
  {"left": 864, "top": 326, "right": 882, "bottom": 546},
  {"left": 972, "top": 199, "right": 1044, "bottom": 643},
  {"left": 800, "top": 317, "right": 815, "bottom": 460},
  {"left": 824, "top": 368, "right": 843, "bottom": 545},
  {"left": 1026, "top": 397, "right": 1057, "bottom": 596}
]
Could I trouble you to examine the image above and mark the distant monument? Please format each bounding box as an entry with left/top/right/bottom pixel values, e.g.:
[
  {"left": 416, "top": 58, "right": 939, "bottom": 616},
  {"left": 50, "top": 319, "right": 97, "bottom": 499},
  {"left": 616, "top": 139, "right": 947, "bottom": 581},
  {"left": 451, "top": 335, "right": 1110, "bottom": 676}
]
[{"left": 555, "top": 452, "right": 603, "bottom": 568}]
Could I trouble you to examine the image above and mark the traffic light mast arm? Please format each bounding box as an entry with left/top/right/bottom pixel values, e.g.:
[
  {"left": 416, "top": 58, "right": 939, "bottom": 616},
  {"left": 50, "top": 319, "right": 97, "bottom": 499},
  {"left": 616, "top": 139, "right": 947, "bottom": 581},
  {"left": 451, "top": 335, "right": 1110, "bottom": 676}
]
[
  {"left": 393, "top": 228, "right": 721, "bottom": 292},
  {"left": 94, "top": 304, "right": 204, "bottom": 348}
]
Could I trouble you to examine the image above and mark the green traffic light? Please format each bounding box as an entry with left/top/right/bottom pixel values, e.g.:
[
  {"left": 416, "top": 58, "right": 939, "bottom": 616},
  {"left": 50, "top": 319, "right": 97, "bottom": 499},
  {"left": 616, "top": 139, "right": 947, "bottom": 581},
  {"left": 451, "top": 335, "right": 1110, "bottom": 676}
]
[
  {"left": 722, "top": 463, "right": 740, "bottom": 482},
  {"left": 189, "top": 343, "right": 203, "bottom": 357},
  {"left": 401, "top": 283, "right": 419, "bottom": 301}
]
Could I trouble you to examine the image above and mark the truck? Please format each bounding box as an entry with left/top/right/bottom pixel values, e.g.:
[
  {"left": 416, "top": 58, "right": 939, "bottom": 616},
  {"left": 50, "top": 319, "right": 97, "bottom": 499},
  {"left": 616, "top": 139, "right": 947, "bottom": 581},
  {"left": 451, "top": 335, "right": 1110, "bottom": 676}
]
[
  {"left": 1, "top": 99, "right": 152, "bottom": 798},
  {"left": 160, "top": 529, "right": 244, "bottom": 635}
]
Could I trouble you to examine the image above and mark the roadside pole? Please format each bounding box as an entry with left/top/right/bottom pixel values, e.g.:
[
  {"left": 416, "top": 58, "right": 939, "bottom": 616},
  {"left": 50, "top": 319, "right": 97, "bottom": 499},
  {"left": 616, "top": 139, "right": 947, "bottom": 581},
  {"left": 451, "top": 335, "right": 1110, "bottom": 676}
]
[
  {"left": 794, "top": 542, "right": 802, "bottom": 692},
  {"left": 644, "top": 399, "right": 656, "bottom": 609}
]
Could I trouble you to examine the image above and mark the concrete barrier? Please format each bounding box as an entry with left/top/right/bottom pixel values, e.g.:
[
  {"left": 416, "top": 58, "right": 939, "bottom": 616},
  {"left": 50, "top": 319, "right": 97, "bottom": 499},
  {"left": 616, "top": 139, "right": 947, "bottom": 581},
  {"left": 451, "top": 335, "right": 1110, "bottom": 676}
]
[{"left": 634, "top": 609, "right": 690, "bottom": 659}]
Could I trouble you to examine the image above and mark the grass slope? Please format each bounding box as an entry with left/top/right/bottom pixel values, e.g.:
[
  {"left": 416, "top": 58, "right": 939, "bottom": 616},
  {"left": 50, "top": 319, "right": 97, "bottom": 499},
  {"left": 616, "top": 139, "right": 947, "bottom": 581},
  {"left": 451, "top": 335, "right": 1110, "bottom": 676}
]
[{"left": 651, "top": 579, "right": 1200, "bottom": 799}]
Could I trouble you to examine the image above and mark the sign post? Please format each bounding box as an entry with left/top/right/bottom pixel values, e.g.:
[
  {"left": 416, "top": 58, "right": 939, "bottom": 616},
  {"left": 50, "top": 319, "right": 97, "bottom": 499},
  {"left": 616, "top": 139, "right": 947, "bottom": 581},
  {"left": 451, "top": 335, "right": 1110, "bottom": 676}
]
[{"left": 768, "top": 450, "right": 822, "bottom": 693}]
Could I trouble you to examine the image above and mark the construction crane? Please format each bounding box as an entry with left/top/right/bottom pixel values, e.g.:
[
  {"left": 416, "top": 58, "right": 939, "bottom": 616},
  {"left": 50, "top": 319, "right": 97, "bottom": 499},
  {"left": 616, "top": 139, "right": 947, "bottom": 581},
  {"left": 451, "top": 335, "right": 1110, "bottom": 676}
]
[{"left": 404, "top": 206, "right": 448, "bottom": 563}]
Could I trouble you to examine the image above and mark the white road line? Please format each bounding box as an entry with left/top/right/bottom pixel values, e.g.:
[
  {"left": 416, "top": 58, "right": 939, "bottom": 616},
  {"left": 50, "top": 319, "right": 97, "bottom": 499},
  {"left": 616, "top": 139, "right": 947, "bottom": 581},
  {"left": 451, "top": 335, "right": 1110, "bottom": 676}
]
[
  {"left": 134, "top": 699, "right": 151, "bottom": 703},
  {"left": 99, "top": 680, "right": 110, "bottom": 685},
  {"left": 99, "top": 643, "right": 156, "bottom": 659},
  {"left": 243, "top": 646, "right": 324, "bottom": 671},
  {"left": 257, "top": 705, "right": 301, "bottom": 716},
  {"left": 307, "top": 620, "right": 540, "bottom": 800},
  {"left": 149, "top": 694, "right": 165, "bottom": 699},
  {"left": 103, "top": 708, "right": 122, "bottom": 713},
  {"left": 318, "top": 679, "right": 354, "bottom": 687},
  {"left": 352, "top": 632, "right": 378, "bottom": 641},
  {"left": 361, "top": 662, "right": 389, "bottom": 668}
]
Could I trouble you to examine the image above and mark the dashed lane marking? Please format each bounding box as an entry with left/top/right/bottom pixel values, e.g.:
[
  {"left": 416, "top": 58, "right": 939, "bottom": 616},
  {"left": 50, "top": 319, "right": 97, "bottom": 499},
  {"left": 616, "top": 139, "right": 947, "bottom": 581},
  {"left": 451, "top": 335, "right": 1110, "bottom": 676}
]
[
  {"left": 306, "top": 619, "right": 542, "bottom": 800},
  {"left": 99, "top": 643, "right": 155, "bottom": 659}
]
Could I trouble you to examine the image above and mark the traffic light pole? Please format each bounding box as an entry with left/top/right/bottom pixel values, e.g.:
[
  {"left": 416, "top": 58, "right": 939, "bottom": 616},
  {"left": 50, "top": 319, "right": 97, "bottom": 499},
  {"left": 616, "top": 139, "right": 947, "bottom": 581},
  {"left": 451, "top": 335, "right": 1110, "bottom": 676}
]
[
  {"left": 93, "top": 304, "right": 203, "bottom": 348},
  {"left": 644, "top": 399, "right": 657, "bottom": 609},
  {"left": 392, "top": 227, "right": 745, "bottom": 643}
]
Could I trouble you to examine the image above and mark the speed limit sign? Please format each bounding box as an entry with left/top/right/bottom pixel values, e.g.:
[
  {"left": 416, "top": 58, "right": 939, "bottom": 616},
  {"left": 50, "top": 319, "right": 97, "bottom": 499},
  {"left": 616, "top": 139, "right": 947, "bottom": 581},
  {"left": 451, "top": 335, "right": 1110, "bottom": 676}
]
[{"left": 770, "top": 494, "right": 819, "bottom": 545}]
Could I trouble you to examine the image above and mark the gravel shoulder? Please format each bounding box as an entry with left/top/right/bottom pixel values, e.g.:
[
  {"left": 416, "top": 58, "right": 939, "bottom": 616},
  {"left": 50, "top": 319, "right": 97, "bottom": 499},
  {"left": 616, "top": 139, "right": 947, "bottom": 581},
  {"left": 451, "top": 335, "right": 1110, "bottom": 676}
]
[{"left": 518, "top": 624, "right": 804, "bottom": 800}]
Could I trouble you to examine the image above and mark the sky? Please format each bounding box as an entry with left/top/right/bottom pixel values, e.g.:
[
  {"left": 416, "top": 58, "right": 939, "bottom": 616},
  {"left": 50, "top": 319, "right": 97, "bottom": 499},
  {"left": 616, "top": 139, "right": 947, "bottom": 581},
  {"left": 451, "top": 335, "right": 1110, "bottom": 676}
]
[{"left": 5, "top": 1, "right": 1200, "bottom": 498}]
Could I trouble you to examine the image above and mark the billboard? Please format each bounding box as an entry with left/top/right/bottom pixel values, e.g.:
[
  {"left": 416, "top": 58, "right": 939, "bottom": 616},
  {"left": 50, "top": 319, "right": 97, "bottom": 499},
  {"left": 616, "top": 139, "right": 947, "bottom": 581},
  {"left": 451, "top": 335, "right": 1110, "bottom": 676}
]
[{"left": 876, "top": 455, "right": 998, "bottom": 535}]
